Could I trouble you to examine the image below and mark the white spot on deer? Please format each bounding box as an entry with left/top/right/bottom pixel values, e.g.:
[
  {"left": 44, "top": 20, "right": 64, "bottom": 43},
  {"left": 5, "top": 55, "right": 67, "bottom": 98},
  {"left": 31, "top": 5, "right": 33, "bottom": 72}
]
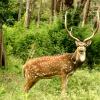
[{"left": 27, "top": 74, "right": 30, "bottom": 78}]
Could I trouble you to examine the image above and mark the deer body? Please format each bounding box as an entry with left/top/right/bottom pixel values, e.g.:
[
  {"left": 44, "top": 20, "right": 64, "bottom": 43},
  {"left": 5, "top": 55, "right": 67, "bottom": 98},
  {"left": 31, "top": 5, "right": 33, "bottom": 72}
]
[
  {"left": 23, "top": 11, "right": 99, "bottom": 97},
  {"left": 23, "top": 53, "right": 82, "bottom": 79},
  {"left": 23, "top": 37, "right": 98, "bottom": 96},
  {"left": 23, "top": 44, "right": 86, "bottom": 93}
]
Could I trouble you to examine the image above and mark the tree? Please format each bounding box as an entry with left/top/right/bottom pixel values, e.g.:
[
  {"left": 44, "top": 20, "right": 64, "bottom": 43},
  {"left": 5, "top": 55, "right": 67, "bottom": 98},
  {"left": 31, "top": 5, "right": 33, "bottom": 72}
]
[
  {"left": 0, "top": 0, "right": 8, "bottom": 67},
  {"left": 56, "top": 0, "right": 62, "bottom": 13},
  {"left": 36, "top": 0, "right": 42, "bottom": 27},
  {"left": 0, "top": 22, "right": 3, "bottom": 67},
  {"left": 18, "top": 0, "right": 23, "bottom": 21},
  {"left": 51, "top": 0, "right": 57, "bottom": 21},
  {"left": 25, "top": 0, "right": 31, "bottom": 28},
  {"left": 82, "top": 0, "right": 91, "bottom": 27},
  {"left": 25, "top": 0, "right": 36, "bottom": 28}
]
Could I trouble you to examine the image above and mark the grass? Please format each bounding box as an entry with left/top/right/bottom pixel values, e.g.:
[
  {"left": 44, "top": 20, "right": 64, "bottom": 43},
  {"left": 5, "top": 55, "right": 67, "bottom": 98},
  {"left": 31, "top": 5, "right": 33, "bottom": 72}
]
[{"left": 0, "top": 68, "right": 100, "bottom": 100}]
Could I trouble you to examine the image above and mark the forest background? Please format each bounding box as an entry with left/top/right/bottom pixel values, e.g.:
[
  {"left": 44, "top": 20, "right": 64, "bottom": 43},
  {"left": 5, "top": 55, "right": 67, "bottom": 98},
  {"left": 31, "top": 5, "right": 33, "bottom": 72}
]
[{"left": 0, "top": 0, "right": 100, "bottom": 100}]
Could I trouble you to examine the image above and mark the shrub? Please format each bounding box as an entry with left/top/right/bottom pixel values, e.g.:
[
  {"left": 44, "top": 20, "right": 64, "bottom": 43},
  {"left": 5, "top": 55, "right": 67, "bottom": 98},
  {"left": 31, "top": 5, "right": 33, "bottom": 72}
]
[{"left": 4, "top": 19, "right": 100, "bottom": 66}]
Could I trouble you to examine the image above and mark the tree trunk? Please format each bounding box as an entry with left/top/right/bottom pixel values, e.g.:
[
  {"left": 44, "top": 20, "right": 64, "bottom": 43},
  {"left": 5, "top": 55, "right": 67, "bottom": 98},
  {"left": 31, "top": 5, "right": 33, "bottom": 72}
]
[
  {"left": 0, "top": 22, "right": 2, "bottom": 67},
  {"left": 37, "top": 0, "right": 42, "bottom": 27},
  {"left": 61, "top": 0, "right": 65, "bottom": 12},
  {"left": 18, "top": 0, "right": 23, "bottom": 21},
  {"left": 2, "top": 47, "right": 6, "bottom": 67},
  {"left": 82, "top": 0, "right": 91, "bottom": 27},
  {"left": 25, "top": 0, "right": 36, "bottom": 28},
  {"left": 51, "top": 0, "right": 54, "bottom": 15},
  {"left": 30, "top": 0, "right": 36, "bottom": 17},
  {"left": 25, "top": 0, "right": 31, "bottom": 28},
  {"left": 0, "top": 21, "right": 6, "bottom": 67},
  {"left": 81, "top": 0, "right": 87, "bottom": 7},
  {"left": 54, "top": 0, "right": 57, "bottom": 17},
  {"left": 51, "top": 0, "right": 54, "bottom": 19},
  {"left": 56, "top": 0, "right": 62, "bottom": 13},
  {"left": 51, "top": 0, "right": 57, "bottom": 21}
]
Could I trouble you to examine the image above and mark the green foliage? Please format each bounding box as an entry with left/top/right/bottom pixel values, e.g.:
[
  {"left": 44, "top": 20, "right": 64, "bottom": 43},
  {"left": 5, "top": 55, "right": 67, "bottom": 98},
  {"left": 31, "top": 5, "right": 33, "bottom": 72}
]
[
  {"left": 4, "top": 19, "right": 75, "bottom": 62},
  {"left": 0, "top": 0, "right": 9, "bottom": 22},
  {"left": 4, "top": 19, "right": 100, "bottom": 66},
  {"left": 90, "top": 34, "right": 100, "bottom": 63}
]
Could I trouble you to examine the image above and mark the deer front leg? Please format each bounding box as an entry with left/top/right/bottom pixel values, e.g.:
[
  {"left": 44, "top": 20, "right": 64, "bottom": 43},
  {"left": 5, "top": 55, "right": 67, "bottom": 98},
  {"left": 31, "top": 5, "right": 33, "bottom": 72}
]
[{"left": 61, "top": 72, "right": 68, "bottom": 98}]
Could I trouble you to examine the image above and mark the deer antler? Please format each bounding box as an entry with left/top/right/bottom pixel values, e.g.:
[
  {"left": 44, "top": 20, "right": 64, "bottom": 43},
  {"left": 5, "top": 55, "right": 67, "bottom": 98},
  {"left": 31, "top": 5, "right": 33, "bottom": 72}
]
[
  {"left": 65, "top": 11, "right": 80, "bottom": 41},
  {"left": 84, "top": 7, "right": 100, "bottom": 42}
]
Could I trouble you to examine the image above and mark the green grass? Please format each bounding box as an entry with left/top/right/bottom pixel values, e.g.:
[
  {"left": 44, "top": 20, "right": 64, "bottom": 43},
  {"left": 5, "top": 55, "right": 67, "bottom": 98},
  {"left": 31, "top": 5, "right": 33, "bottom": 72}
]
[{"left": 0, "top": 68, "right": 100, "bottom": 100}]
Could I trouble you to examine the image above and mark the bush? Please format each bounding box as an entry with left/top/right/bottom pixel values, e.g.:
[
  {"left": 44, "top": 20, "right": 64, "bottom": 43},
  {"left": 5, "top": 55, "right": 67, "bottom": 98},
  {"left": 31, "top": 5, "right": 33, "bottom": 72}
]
[{"left": 4, "top": 19, "right": 100, "bottom": 66}]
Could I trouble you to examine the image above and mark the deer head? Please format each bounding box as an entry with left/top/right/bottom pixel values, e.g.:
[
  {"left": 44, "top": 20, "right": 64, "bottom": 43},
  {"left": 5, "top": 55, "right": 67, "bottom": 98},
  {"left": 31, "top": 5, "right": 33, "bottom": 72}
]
[{"left": 65, "top": 11, "right": 99, "bottom": 62}]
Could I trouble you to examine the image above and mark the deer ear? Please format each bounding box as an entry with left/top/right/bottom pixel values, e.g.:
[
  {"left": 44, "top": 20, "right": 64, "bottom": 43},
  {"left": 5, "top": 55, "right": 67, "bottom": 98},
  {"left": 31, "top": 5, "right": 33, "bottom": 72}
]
[{"left": 85, "top": 40, "right": 92, "bottom": 46}]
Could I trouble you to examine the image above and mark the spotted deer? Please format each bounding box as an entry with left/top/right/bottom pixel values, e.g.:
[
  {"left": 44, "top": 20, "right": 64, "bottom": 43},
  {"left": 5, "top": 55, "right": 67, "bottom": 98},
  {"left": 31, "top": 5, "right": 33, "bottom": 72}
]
[{"left": 23, "top": 11, "right": 99, "bottom": 96}]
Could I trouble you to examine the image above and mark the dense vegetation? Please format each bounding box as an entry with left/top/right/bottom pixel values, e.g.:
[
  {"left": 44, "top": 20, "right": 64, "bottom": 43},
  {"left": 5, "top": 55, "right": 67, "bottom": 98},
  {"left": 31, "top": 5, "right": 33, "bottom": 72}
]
[
  {"left": 0, "top": 0, "right": 100, "bottom": 100},
  {"left": 4, "top": 19, "right": 100, "bottom": 67}
]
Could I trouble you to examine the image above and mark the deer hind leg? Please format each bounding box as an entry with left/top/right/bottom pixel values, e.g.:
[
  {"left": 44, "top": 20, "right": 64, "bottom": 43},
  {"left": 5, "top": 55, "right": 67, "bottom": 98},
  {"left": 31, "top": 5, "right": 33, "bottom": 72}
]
[{"left": 24, "top": 77, "right": 38, "bottom": 93}]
